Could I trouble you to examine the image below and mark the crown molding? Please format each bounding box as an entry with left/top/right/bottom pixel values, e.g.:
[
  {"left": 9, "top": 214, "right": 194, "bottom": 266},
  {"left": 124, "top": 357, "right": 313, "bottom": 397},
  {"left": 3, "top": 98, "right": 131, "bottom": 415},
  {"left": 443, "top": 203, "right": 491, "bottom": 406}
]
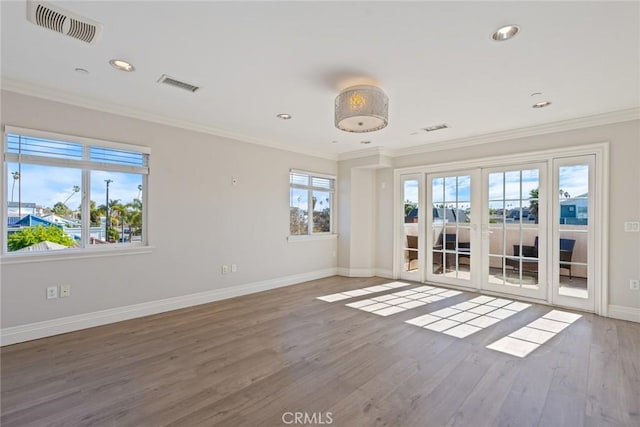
[
  {"left": 337, "top": 146, "right": 394, "bottom": 161},
  {"left": 386, "top": 107, "right": 640, "bottom": 159},
  {"left": 3, "top": 78, "right": 637, "bottom": 164},
  {"left": 0, "top": 78, "right": 338, "bottom": 161}
]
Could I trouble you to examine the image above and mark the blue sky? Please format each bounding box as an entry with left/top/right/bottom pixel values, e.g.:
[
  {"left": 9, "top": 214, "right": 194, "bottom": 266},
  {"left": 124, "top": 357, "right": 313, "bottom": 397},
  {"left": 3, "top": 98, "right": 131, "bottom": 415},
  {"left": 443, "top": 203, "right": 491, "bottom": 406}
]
[
  {"left": 402, "top": 165, "right": 589, "bottom": 208},
  {"left": 7, "top": 163, "right": 141, "bottom": 210}
]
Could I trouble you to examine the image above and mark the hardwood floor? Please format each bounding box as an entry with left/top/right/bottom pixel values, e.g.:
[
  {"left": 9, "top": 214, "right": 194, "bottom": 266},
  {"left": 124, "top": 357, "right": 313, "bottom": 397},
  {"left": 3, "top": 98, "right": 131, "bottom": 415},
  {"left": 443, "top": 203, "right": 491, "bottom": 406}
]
[{"left": 1, "top": 276, "right": 639, "bottom": 426}]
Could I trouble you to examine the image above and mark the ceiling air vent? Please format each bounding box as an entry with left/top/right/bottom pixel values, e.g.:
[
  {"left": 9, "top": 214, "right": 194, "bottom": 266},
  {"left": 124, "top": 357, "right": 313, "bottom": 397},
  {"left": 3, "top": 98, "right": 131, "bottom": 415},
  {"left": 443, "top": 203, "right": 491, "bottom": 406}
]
[
  {"left": 422, "top": 123, "right": 449, "bottom": 132},
  {"left": 27, "top": 1, "right": 102, "bottom": 44},
  {"left": 157, "top": 75, "right": 200, "bottom": 93}
]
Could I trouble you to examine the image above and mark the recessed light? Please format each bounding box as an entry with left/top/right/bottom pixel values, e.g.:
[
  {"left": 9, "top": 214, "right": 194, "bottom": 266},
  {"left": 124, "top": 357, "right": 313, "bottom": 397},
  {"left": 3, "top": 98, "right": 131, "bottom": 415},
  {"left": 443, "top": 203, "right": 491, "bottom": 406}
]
[
  {"left": 492, "top": 25, "right": 520, "bottom": 41},
  {"left": 74, "top": 67, "right": 89, "bottom": 74},
  {"left": 532, "top": 101, "right": 552, "bottom": 108},
  {"left": 109, "top": 59, "right": 135, "bottom": 72},
  {"left": 530, "top": 92, "right": 542, "bottom": 97},
  {"left": 276, "top": 113, "right": 292, "bottom": 120},
  {"left": 360, "top": 140, "right": 372, "bottom": 145}
]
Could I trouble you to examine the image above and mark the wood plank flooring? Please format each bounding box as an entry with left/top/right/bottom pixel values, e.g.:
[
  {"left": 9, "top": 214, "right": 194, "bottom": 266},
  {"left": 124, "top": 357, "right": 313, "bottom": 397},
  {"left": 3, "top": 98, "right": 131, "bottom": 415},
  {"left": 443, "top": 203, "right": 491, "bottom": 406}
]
[{"left": 1, "top": 276, "right": 639, "bottom": 426}]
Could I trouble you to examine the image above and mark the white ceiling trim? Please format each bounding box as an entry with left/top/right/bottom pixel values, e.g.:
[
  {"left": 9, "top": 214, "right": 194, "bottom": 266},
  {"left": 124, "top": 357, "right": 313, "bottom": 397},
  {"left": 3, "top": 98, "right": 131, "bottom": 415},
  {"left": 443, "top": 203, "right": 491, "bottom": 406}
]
[
  {"left": 374, "top": 108, "right": 640, "bottom": 160},
  {"left": 0, "top": 78, "right": 339, "bottom": 161},
  {"left": 3, "top": 78, "right": 637, "bottom": 164}
]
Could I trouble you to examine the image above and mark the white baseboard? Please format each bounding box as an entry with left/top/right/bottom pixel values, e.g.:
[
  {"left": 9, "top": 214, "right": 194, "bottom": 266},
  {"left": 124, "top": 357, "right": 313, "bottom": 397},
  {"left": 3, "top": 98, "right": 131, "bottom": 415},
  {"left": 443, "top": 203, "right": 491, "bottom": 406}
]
[
  {"left": 375, "top": 269, "right": 394, "bottom": 279},
  {"left": 1, "top": 268, "right": 337, "bottom": 346},
  {"left": 607, "top": 304, "right": 640, "bottom": 323},
  {"left": 337, "top": 267, "right": 376, "bottom": 277}
]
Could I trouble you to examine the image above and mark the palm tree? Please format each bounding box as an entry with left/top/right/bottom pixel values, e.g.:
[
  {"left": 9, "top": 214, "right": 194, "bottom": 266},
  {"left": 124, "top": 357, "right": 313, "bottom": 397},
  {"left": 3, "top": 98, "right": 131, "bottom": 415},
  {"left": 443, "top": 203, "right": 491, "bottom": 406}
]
[
  {"left": 10, "top": 171, "right": 20, "bottom": 202},
  {"left": 529, "top": 188, "right": 539, "bottom": 224},
  {"left": 126, "top": 198, "right": 143, "bottom": 240}
]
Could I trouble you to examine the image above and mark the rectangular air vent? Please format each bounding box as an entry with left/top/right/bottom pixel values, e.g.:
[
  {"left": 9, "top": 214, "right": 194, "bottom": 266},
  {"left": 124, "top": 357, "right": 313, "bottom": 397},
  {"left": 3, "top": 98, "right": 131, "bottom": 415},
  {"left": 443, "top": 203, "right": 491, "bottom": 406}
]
[
  {"left": 422, "top": 124, "right": 449, "bottom": 132},
  {"left": 157, "top": 75, "right": 200, "bottom": 93},
  {"left": 27, "top": 1, "right": 102, "bottom": 44}
]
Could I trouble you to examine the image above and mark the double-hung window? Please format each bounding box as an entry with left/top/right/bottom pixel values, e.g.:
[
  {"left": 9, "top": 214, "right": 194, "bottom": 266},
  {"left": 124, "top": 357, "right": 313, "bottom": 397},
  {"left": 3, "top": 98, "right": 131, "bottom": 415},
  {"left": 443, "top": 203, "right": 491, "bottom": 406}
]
[
  {"left": 289, "top": 170, "right": 335, "bottom": 236},
  {"left": 3, "top": 127, "right": 149, "bottom": 254}
]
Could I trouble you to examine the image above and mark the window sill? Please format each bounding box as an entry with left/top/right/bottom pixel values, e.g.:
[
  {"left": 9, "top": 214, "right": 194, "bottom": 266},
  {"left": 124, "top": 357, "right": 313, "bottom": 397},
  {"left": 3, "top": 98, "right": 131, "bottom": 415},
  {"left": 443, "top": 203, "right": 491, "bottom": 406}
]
[
  {"left": 0, "top": 245, "right": 155, "bottom": 265},
  {"left": 287, "top": 234, "right": 338, "bottom": 243}
]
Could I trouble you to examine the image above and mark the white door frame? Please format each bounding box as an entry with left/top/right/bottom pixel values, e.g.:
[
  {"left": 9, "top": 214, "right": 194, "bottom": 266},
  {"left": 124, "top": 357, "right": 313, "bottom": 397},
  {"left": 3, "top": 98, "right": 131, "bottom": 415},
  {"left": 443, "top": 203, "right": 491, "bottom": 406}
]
[{"left": 393, "top": 142, "right": 609, "bottom": 315}]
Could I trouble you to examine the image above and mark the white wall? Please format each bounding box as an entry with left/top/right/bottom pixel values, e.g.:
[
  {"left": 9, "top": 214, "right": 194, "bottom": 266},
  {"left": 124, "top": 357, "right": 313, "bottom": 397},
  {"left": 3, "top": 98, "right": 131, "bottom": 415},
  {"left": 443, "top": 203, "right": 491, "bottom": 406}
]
[
  {"left": 373, "top": 120, "right": 640, "bottom": 310},
  {"left": 0, "top": 91, "right": 338, "bottom": 331}
]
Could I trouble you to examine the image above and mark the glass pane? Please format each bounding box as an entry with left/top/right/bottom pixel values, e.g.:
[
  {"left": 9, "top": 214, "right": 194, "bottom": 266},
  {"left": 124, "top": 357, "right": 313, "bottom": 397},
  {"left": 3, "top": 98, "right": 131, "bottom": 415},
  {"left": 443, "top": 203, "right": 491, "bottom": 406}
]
[
  {"left": 289, "top": 187, "right": 308, "bottom": 235},
  {"left": 558, "top": 231, "right": 587, "bottom": 298},
  {"left": 489, "top": 256, "right": 506, "bottom": 285},
  {"left": 488, "top": 227, "right": 504, "bottom": 256},
  {"left": 505, "top": 171, "right": 521, "bottom": 200},
  {"left": 489, "top": 172, "right": 503, "bottom": 200},
  {"left": 456, "top": 203, "right": 471, "bottom": 223},
  {"left": 432, "top": 178, "right": 444, "bottom": 203},
  {"left": 521, "top": 169, "right": 539, "bottom": 199},
  {"left": 403, "top": 178, "right": 420, "bottom": 276},
  {"left": 90, "top": 171, "right": 143, "bottom": 245},
  {"left": 404, "top": 180, "right": 419, "bottom": 223},
  {"left": 6, "top": 163, "right": 82, "bottom": 252},
  {"left": 444, "top": 176, "right": 457, "bottom": 203},
  {"left": 432, "top": 250, "right": 444, "bottom": 275},
  {"left": 290, "top": 172, "right": 308, "bottom": 186},
  {"left": 559, "top": 165, "right": 589, "bottom": 226},
  {"left": 312, "top": 190, "right": 331, "bottom": 233},
  {"left": 457, "top": 175, "right": 471, "bottom": 202},
  {"left": 404, "top": 249, "right": 419, "bottom": 272},
  {"left": 489, "top": 200, "right": 504, "bottom": 224},
  {"left": 6, "top": 134, "right": 83, "bottom": 160}
]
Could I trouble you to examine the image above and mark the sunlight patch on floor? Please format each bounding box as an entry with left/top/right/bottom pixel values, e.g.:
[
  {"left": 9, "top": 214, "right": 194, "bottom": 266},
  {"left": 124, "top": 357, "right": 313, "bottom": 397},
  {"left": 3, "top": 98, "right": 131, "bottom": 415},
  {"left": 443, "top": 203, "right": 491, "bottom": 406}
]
[
  {"left": 404, "top": 296, "right": 531, "bottom": 338},
  {"left": 316, "top": 281, "right": 412, "bottom": 302},
  {"left": 344, "top": 285, "right": 463, "bottom": 316},
  {"left": 486, "top": 310, "right": 582, "bottom": 357}
]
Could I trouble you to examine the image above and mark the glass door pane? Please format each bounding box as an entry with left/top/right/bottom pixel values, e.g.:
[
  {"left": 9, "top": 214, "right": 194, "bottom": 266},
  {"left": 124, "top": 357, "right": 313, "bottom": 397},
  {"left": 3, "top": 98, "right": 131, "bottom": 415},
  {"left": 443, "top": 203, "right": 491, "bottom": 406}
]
[
  {"left": 484, "top": 164, "right": 547, "bottom": 299},
  {"left": 427, "top": 171, "right": 477, "bottom": 288},
  {"left": 553, "top": 156, "right": 594, "bottom": 311},
  {"left": 400, "top": 175, "right": 421, "bottom": 280}
]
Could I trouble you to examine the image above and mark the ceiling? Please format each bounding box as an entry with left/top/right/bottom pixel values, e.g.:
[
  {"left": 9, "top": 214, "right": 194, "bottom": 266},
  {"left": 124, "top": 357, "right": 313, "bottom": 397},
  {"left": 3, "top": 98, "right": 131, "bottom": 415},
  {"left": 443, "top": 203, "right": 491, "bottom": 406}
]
[{"left": 1, "top": 1, "right": 639, "bottom": 159}]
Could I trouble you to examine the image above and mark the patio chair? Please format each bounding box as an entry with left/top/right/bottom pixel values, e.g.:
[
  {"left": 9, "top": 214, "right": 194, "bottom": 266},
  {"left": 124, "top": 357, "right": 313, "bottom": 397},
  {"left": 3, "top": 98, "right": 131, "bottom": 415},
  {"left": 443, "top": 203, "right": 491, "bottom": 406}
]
[
  {"left": 407, "top": 235, "right": 418, "bottom": 270},
  {"left": 505, "top": 237, "right": 576, "bottom": 279}
]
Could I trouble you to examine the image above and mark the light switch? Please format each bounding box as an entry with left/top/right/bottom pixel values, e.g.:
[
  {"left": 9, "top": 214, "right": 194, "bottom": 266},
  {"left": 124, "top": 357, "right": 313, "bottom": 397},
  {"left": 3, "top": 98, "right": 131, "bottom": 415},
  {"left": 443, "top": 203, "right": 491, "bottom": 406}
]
[{"left": 624, "top": 221, "right": 640, "bottom": 232}]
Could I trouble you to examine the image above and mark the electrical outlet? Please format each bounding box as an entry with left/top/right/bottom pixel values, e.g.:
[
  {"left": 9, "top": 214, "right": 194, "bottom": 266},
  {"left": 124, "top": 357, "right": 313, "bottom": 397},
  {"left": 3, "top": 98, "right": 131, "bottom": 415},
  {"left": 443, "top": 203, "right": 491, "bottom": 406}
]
[
  {"left": 60, "top": 285, "right": 71, "bottom": 298},
  {"left": 222, "top": 265, "right": 229, "bottom": 274},
  {"left": 630, "top": 280, "right": 640, "bottom": 290},
  {"left": 46, "top": 286, "right": 58, "bottom": 299},
  {"left": 231, "top": 264, "right": 237, "bottom": 273}
]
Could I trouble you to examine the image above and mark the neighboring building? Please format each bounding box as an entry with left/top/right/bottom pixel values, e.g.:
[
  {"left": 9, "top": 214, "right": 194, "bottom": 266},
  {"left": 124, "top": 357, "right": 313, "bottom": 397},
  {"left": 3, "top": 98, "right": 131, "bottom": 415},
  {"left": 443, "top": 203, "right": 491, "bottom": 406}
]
[
  {"left": 560, "top": 193, "right": 588, "bottom": 225},
  {"left": 41, "top": 213, "right": 80, "bottom": 227},
  {"left": 405, "top": 207, "right": 470, "bottom": 223}
]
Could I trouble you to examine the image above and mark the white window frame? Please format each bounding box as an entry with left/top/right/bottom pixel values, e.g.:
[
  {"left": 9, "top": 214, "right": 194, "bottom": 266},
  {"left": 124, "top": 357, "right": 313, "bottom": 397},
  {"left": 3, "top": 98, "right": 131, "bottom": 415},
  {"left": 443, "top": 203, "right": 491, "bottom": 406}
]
[
  {"left": 1, "top": 126, "right": 151, "bottom": 261},
  {"left": 288, "top": 169, "right": 336, "bottom": 241}
]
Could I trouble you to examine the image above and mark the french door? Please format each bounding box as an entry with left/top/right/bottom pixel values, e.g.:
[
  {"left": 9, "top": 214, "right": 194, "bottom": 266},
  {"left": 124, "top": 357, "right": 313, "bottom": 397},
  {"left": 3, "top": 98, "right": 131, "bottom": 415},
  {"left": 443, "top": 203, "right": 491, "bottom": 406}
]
[
  {"left": 426, "top": 170, "right": 481, "bottom": 289},
  {"left": 396, "top": 150, "right": 600, "bottom": 312},
  {"left": 482, "top": 164, "right": 547, "bottom": 300}
]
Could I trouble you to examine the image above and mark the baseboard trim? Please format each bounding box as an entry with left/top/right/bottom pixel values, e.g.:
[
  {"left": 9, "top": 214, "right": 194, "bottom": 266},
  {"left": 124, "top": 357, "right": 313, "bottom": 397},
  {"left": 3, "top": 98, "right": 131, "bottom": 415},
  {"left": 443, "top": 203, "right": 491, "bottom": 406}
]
[
  {"left": 607, "top": 304, "right": 640, "bottom": 323},
  {"left": 337, "top": 267, "right": 376, "bottom": 277},
  {"left": 0, "top": 268, "right": 338, "bottom": 346},
  {"left": 375, "top": 269, "right": 394, "bottom": 279}
]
